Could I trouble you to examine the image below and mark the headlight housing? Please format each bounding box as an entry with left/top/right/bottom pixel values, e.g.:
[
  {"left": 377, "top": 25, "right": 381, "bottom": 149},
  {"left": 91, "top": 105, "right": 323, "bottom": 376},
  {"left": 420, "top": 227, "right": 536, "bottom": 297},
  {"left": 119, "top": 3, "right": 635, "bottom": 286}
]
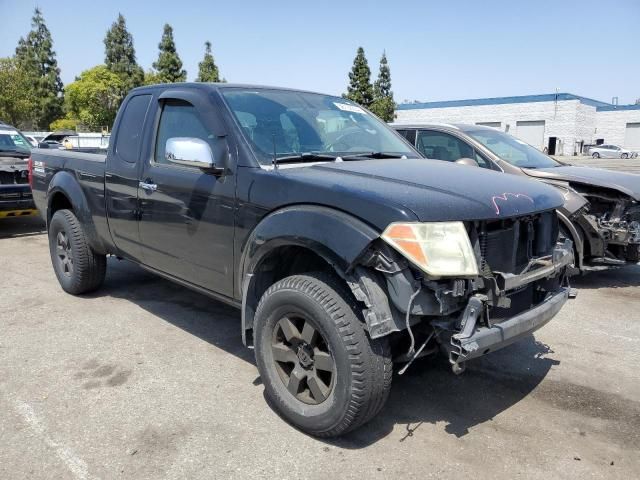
[{"left": 381, "top": 221, "right": 479, "bottom": 277}]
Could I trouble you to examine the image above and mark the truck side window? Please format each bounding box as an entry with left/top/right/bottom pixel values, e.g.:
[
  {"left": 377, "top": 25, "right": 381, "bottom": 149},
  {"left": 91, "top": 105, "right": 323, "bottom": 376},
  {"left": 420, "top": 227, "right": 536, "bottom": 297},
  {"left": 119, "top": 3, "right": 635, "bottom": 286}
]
[
  {"left": 154, "top": 100, "right": 216, "bottom": 166},
  {"left": 115, "top": 94, "right": 152, "bottom": 163}
]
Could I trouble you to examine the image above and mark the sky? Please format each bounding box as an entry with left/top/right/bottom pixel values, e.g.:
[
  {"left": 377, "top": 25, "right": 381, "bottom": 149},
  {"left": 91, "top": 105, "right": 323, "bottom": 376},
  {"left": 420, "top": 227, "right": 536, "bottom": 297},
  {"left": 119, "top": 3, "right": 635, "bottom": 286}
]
[{"left": 1, "top": 0, "right": 639, "bottom": 105}]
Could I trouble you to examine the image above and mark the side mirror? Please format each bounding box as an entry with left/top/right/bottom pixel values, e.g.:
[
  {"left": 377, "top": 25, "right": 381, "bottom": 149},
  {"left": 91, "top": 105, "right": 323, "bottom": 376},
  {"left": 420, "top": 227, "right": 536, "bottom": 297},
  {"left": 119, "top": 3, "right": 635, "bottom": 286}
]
[
  {"left": 455, "top": 157, "right": 480, "bottom": 167},
  {"left": 165, "top": 137, "right": 223, "bottom": 174}
]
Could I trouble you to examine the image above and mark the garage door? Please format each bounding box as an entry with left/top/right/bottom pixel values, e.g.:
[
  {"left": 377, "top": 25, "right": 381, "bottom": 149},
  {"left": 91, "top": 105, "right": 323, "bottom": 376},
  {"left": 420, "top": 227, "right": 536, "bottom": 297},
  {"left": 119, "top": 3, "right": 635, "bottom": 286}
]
[
  {"left": 624, "top": 123, "right": 640, "bottom": 150},
  {"left": 516, "top": 121, "right": 545, "bottom": 150}
]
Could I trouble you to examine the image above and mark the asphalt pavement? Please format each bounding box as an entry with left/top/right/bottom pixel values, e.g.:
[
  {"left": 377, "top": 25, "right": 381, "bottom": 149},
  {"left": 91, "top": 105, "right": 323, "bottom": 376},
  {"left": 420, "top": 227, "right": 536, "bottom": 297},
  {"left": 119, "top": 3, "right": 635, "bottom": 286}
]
[{"left": 1, "top": 215, "right": 639, "bottom": 479}]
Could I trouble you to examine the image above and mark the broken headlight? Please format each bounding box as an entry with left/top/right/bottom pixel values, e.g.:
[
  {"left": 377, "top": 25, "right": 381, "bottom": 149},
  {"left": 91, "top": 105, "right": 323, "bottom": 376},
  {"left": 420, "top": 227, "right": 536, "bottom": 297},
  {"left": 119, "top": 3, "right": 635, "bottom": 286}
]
[{"left": 381, "top": 222, "right": 479, "bottom": 277}]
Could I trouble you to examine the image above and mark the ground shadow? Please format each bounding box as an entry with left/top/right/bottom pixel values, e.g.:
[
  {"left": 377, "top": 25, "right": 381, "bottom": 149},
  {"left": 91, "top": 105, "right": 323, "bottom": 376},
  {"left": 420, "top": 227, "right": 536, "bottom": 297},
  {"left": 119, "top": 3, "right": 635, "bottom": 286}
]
[
  {"left": 572, "top": 264, "right": 640, "bottom": 290},
  {"left": 86, "top": 257, "right": 560, "bottom": 447},
  {"left": 0, "top": 215, "right": 45, "bottom": 239}
]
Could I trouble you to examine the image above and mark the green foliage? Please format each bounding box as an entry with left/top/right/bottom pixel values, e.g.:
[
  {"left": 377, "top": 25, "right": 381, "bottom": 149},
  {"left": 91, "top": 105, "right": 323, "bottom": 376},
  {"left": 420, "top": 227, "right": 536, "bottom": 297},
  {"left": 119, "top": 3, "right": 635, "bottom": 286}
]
[
  {"left": 344, "top": 47, "right": 373, "bottom": 107},
  {"left": 0, "top": 57, "right": 38, "bottom": 128},
  {"left": 195, "top": 41, "right": 221, "bottom": 82},
  {"left": 14, "top": 8, "right": 64, "bottom": 129},
  {"left": 65, "top": 65, "right": 126, "bottom": 130},
  {"left": 143, "top": 69, "right": 163, "bottom": 86},
  {"left": 50, "top": 115, "right": 78, "bottom": 131},
  {"left": 152, "top": 24, "right": 187, "bottom": 83},
  {"left": 104, "top": 13, "right": 144, "bottom": 92},
  {"left": 370, "top": 52, "right": 395, "bottom": 122}
]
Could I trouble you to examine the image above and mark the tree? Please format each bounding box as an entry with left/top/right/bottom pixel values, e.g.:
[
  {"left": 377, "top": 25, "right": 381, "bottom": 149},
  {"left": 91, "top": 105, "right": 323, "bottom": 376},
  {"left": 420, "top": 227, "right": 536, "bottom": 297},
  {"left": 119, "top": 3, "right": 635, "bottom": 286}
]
[
  {"left": 195, "top": 41, "right": 221, "bottom": 82},
  {"left": 14, "top": 7, "right": 64, "bottom": 129},
  {"left": 370, "top": 52, "right": 395, "bottom": 122},
  {"left": 49, "top": 115, "right": 78, "bottom": 131},
  {"left": 104, "top": 13, "right": 144, "bottom": 92},
  {"left": 0, "top": 57, "right": 38, "bottom": 128},
  {"left": 344, "top": 47, "right": 373, "bottom": 107},
  {"left": 151, "top": 24, "right": 186, "bottom": 83},
  {"left": 65, "top": 65, "right": 126, "bottom": 131}
]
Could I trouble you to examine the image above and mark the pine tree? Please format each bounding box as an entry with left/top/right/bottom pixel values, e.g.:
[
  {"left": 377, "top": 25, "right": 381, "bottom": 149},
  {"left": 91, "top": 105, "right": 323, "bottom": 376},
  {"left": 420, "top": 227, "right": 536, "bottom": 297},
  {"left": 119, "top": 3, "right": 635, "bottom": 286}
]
[
  {"left": 15, "top": 7, "right": 63, "bottom": 129},
  {"left": 370, "top": 52, "right": 395, "bottom": 122},
  {"left": 151, "top": 24, "right": 186, "bottom": 83},
  {"left": 344, "top": 47, "right": 373, "bottom": 107},
  {"left": 104, "top": 13, "right": 144, "bottom": 92},
  {"left": 195, "top": 41, "right": 221, "bottom": 82}
]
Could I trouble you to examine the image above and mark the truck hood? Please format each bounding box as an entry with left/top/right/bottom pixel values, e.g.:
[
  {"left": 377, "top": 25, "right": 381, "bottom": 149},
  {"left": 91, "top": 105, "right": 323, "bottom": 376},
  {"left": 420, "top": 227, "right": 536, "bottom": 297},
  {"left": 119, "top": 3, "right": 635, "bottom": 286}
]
[
  {"left": 523, "top": 166, "right": 640, "bottom": 201},
  {"left": 278, "top": 159, "right": 563, "bottom": 225}
]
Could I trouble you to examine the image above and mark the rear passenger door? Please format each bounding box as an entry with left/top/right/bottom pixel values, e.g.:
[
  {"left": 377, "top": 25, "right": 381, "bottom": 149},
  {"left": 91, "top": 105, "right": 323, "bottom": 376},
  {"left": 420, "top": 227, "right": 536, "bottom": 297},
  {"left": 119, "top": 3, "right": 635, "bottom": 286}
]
[
  {"left": 137, "top": 92, "right": 236, "bottom": 298},
  {"left": 105, "top": 93, "right": 153, "bottom": 262}
]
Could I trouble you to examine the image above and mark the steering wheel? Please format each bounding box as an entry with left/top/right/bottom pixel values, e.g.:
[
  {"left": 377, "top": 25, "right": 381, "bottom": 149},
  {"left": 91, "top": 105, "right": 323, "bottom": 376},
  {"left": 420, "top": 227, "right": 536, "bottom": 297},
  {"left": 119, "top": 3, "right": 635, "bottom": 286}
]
[{"left": 326, "top": 128, "right": 367, "bottom": 152}]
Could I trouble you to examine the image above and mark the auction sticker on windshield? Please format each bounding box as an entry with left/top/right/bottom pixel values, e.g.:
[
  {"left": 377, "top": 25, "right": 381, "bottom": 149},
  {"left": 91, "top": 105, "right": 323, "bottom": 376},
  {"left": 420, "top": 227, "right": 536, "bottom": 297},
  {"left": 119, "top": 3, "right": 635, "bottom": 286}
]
[{"left": 333, "top": 102, "right": 366, "bottom": 114}]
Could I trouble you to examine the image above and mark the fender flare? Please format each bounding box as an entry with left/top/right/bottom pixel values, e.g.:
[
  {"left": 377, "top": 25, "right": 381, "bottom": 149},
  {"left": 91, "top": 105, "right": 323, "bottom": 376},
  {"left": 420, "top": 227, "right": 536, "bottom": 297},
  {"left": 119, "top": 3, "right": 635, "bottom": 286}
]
[
  {"left": 238, "top": 205, "right": 380, "bottom": 346},
  {"left": 47, "top": 171, "right": 105, "bottom": 253}
]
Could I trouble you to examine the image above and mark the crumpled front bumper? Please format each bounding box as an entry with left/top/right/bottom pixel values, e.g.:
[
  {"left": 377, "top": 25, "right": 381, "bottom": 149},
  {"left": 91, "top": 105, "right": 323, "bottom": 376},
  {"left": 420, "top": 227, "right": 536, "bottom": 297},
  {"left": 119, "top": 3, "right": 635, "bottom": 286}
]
[
  {"left": 449, "top": 287, "right": 569, "bottom": 364},
  {"left": 492, "top": 239, "right": 575, "bottom": 292},
  {"left": 446, "top": 240, "right": 574, "bottom": 365}
]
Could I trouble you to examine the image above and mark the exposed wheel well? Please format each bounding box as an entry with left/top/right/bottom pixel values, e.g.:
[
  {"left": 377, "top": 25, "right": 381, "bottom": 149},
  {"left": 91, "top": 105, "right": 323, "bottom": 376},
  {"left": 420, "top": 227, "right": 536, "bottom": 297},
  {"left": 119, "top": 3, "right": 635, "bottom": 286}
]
[
  {"left": 48, "top": 192, "right": 73, "bottom": 223},
  {"left": 243, "top": 245, "right": 345, "bottom": 347}
]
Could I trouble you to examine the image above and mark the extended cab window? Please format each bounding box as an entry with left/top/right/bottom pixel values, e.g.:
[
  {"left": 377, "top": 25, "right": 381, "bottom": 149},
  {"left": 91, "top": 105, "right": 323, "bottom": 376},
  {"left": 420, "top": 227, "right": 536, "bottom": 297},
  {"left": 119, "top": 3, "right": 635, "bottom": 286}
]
[
  {"left": 154, "top": 100, "right": 216, "bottom": 166},
  {"left": 115, "top": 94, "right": 151, "bottom": 163}
]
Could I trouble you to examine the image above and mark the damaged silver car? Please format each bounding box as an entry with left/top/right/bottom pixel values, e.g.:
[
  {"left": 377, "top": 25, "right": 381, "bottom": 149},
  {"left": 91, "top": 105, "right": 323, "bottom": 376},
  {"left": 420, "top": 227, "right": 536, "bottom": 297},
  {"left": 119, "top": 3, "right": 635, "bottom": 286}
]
[{"left": 394, "top": 124, "right": 640, "bottom": 272}]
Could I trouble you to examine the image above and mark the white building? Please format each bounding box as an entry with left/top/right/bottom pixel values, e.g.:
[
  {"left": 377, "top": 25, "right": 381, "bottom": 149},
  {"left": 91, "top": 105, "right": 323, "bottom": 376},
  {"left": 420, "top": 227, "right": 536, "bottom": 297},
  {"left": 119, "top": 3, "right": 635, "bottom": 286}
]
[{"left": 395, "top": 93, "right": 640, "bottom": 156}]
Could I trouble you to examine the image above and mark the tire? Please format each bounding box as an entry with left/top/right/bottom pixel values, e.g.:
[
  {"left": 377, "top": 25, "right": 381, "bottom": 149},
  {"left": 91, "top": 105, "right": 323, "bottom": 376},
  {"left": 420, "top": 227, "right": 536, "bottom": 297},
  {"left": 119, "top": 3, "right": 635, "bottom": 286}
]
[
  {"left": 48, "top": 209, "right": 106, "bottom": 295},
  {"left": 592, "top": 152, "right": 600, "bottom": 158},
  {"left": 621, "top": 153, "right": 628, "bottom": 159},
  {"left": 254, "top": 272, "right": 392, "bottom": 437}
]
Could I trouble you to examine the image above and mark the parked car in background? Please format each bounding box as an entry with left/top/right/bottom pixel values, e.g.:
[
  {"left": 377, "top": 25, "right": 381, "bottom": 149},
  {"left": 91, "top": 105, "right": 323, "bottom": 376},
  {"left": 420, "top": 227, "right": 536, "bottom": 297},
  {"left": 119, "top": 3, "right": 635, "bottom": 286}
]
[
  {"left": 588, "top": 144, "right": 637, "bottom": 159},
  {"left": 31, "top": 83, "right": 574, "bottom": 436},
  {"left": 394, "top": 124, "right": 640, "bottom": 272},
  {"left": 0, "top": 122, "right": 37, "bottom": 218},
  {"left": 24, "top": 135, "right": 39, "bottom": 147}
]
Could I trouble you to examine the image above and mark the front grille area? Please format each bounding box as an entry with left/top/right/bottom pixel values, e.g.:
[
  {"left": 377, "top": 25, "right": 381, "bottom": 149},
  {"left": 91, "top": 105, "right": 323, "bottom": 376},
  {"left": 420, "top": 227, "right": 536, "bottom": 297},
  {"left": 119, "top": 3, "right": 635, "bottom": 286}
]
[
  {"left": 479, "top": 211, "right": 558, "bottom": 275},
  {"left": 0, "top": 170, "right": 29, "bottom": 185}
]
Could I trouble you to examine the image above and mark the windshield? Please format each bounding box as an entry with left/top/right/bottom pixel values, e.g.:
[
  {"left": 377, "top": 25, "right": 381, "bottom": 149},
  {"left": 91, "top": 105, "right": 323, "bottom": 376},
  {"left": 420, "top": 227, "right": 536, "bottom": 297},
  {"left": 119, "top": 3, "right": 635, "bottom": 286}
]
[
  {"left": 221, "top": 88, "right": 417, "bottom": 165},
  {"left": 0, "top": 129, "right": 32, "bottom": 155},
  {"left": 465, "top": 128, "right": 560, "bottom": 169}
]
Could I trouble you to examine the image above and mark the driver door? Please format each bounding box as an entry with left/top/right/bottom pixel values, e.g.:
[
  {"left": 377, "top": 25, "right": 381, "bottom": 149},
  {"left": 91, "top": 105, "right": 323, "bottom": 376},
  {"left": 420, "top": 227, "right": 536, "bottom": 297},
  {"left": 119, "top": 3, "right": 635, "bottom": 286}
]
[{"left": 137, "top": 95, "right": 236, "bottom": 297}]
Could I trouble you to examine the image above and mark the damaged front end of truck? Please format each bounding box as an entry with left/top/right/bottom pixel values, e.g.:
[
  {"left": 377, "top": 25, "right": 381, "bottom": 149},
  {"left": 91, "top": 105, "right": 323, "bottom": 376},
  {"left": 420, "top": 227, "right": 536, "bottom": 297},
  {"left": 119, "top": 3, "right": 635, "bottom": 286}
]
[{"left": 348, "top": 210, "right": 574, "bottom": 374}]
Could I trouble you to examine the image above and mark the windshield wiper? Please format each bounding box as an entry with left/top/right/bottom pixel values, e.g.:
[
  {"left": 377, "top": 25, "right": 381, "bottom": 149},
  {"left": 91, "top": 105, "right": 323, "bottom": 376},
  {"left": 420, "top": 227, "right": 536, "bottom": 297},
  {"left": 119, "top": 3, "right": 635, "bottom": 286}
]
[
  {"left": 340, "top": 151, "right": 406, "bottom": 160},
  {"left": 272, "top": 152, "right": 340, "bottom": 166}
]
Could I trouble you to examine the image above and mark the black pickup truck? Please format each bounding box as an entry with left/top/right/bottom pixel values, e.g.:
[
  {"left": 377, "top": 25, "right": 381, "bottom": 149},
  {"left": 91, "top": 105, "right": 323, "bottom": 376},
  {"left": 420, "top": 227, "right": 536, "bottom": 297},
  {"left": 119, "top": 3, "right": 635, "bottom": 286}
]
[{"left": 31, "top": 83, "right": 573, "bottom": 437}]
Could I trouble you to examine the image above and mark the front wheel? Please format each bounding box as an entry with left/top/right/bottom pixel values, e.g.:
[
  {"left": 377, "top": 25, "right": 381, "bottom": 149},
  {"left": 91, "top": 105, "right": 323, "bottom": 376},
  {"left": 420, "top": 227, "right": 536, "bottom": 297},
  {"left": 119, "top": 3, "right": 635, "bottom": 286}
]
[
  {"left": 592, "top": 152, "right": 600, "bottom": 158},
  {"left": 49, "top": 209, "right": 106, "bottom": 294},
  {"left": 621, "top": 153, "right": 628, "bottom": 159},
  {"left": 254, "top": 272, "right": 392, "bottom": 437}
]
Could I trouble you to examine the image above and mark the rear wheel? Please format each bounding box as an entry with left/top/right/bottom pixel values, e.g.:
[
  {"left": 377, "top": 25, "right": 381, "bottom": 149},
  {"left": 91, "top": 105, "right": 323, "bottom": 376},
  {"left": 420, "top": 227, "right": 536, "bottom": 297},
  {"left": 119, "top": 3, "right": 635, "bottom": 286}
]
[
  {"left": 49, "top": 209, "right": 106, "bottom": 294},
  {"left": 592, "top": 152, "right": 600, "bottom": 158},
  {"left": 254, "top": 272, "right": 392, "bottom": 437}
]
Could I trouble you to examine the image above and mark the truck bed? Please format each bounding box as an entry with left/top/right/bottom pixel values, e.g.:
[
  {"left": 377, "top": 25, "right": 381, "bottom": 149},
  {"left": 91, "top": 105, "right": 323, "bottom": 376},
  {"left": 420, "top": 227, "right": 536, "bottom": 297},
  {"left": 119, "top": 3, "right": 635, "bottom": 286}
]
[{"left": 32, "top": 148, "right": 107, "bottom": 176}]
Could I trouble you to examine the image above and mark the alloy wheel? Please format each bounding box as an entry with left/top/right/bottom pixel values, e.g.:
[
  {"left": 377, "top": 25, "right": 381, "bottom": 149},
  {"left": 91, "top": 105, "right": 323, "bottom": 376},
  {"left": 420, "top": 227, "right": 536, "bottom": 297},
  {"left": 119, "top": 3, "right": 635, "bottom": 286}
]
[
  {"left": 56, "top": 231, "right": 74, "bottom": 276},
  {"left": 271, "top": 314, "right": 335, "bottom": 405}
]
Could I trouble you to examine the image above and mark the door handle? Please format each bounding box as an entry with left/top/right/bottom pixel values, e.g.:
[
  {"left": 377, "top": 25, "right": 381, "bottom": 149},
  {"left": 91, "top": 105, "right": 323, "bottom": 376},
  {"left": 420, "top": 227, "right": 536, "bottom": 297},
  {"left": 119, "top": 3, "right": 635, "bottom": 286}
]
[{"left": 139, "top": 181, "right": 157, "bottom": 193}]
